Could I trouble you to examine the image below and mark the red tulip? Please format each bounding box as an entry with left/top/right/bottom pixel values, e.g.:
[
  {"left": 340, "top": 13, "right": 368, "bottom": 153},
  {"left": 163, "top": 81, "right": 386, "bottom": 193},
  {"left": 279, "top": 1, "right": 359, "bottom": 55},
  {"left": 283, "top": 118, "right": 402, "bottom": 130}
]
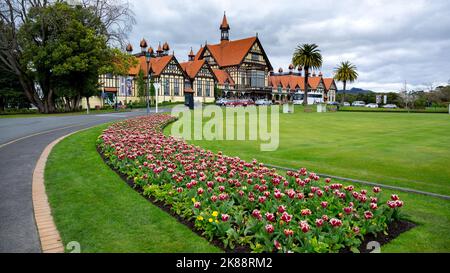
[
  {"left": 278, "top": 205, "right": 286, "bottom": 213},
  {"left": 364, "top": 211, "right": 373, "bottom": 219},
  {"left": 284, "top": 229, "right": 294, "bottom": 237},
  {"left": 221, "top": 214, "right": 229, "bottom": 222},
  {"left": 299, "top": 221, "right": 310, "bottom": 233},
  {"left": 281, "top": 212, "right": 293, "bottom": 223},
  {"left": 265, "top": 212, "right": 276, "bottom": 222},
  {"left": 301, "top": 209, "right": 312, "bottom": 216},
  {"left": 391, "top": 194, "right": 399, "bottom": 201},
  {"left": 373, "top": 187, "right": 381, "bottom": 193},
  {"left": 197, "top": 188, "right": 204, "bottom": 195},
  {"left": 321, "top": 201, "right": 328, "bottom": 208},
  {"left": 329, "top": 218, "right": 342, "bottom": 227},
  {"left": 315, "top": 218, "right": 324, "bottom": 227},
  {"left": 252, "top": 209, "right": 262, "bottom": 220},
  {"left": 194, "top": 202, "right": 201, "bottom": 209},
  {"left": 265, "top": 224, "right": 274, "bottom": 234}
]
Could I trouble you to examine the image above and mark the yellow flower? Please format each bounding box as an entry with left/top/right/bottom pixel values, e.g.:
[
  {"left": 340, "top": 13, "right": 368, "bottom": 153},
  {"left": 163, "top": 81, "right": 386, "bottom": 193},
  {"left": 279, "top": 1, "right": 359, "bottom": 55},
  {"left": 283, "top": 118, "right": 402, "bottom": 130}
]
[
  {"left": 191, "top": 197, "right": 196, "bottom": 203},
  {"left": 208, "top": 218, "right": 213, "bottom": 223},
  {"left": 197, "top": 216, "right": 204, "bottom": 221},
  {"left": 212, "top": 211, "right": 219, "bottom": 217},
  {"left": 215, "top": 220, "right": 219, "bottom": 223}
]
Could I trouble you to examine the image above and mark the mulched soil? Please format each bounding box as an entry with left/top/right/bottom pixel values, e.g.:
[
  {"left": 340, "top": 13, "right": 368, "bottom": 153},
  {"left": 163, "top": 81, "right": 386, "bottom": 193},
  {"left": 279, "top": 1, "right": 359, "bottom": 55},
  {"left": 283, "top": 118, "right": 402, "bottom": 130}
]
[{"left": 97, "top": 147, "right": 416, "bottom": 253}]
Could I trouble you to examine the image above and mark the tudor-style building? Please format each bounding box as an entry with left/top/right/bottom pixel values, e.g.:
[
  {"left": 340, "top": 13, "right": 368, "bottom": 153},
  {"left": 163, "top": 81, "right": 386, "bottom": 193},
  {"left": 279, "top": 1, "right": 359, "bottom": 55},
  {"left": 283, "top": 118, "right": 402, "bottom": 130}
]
[
  {"left": 193, "top": 13, "right": 273, "bottom": 99},
  {"left": 180, "top": 49, "right": 217, "bottom": 104},
  {"left": 268, "top": 66, "right": 337, "bottom": 104}
]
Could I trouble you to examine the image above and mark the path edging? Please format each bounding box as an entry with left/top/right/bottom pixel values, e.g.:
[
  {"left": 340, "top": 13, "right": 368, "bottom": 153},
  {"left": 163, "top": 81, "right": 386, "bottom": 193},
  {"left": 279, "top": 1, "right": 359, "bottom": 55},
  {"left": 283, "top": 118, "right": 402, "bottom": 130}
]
[{"left": 32, "top": 130, "right": 85, "bottom": 253}]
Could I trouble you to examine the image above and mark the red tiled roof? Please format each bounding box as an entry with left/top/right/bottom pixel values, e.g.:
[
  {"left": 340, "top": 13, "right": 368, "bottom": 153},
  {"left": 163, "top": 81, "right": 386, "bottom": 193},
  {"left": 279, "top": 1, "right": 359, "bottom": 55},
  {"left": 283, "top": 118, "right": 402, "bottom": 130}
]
[
  {"left": 179, "top": 59, "right": 206, "bottom": 80},
  {"left": 323, "top": 78, "right": 336, "bottom": 91},
  {"left": 212, "top": 69, "right": 235, "bottom": 85},
  {"left": 198, "top": 37, "right": 257, "bottom": 67},
  {"left": 269, "top": 75, "right": 334, "bottom": 91},
  {"left": 129, "top": 55, "right": 173, "bottom": 77}
]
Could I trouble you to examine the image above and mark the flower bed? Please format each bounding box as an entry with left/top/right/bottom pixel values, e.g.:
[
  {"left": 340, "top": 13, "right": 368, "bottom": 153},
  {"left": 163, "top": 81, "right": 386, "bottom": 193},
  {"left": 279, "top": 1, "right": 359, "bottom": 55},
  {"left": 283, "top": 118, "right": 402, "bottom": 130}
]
[{"left": 97, "top": 115, "right": 405, "bottom": 253}]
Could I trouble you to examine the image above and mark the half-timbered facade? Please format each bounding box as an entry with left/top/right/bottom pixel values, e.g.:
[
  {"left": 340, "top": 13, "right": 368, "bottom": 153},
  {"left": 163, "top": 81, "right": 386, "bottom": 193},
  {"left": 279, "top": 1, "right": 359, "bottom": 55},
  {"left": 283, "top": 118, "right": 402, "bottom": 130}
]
[
  {"left": 193, "top": 13, "right": 273, "bottom": 99},
  {"left": 268, "top": 67, "right": 337, "bottom": 104},
  {"left": 180, "top": 53, "right": 217, "bottom": 103}
]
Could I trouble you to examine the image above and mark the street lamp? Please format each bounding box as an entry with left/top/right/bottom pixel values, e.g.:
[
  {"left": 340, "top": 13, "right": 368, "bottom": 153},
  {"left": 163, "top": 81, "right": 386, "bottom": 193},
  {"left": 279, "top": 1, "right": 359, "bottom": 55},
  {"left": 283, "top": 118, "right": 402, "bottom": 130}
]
[{"left": 145, "top": 51, "right": 151, "bottom": 115}]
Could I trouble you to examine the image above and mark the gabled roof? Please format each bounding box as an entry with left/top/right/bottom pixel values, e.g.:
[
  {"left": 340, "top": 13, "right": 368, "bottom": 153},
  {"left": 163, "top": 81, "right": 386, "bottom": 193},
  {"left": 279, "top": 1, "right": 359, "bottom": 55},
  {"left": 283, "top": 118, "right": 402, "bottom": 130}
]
[
  {"left": 323, "top": 78, "right": 337, "bottom": 91},
  {"left": 196, "top": 37, "right": 259, "bottom": 67},
  {"left": 129, "top": 55, "right": 174, "bottom": 77},
  {"left": 179, "top": 59, "right": 206, "bottom": 80},
  {"left": 212, "top": 69, "right": 235, "bottom": 85},
  {"left": 268, "top": 75, "right": 330, "bottom": 90}
]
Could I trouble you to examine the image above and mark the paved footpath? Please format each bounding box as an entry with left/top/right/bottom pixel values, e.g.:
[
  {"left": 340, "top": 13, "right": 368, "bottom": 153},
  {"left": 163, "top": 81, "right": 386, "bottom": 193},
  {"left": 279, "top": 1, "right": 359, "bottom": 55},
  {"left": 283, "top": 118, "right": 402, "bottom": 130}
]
[{"left": 0, "top": 110, "right": 165, "bottom": 253}]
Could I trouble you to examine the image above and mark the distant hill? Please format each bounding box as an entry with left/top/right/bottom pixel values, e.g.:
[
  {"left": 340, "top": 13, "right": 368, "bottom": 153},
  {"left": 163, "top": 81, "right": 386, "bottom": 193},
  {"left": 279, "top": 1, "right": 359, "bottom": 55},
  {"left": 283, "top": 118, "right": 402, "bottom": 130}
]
[{"left": 337, "top": 88, "right": 374, "bottom": 94}]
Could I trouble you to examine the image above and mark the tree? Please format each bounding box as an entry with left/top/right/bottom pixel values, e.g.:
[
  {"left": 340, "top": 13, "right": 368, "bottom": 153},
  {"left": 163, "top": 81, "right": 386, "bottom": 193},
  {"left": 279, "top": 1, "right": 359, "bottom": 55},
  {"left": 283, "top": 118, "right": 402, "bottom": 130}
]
[
  {"left": 0, "top": 0, "right": 135, "bottom": 113},
  {"left": 18, "top": 2, "right": 110, "bottom": 112},
  {"left": 136, "top": 69, "right": 146, "bottom": 102},
  {"left": 0, "top": 65, "right": 28, "bottom": 111},
  {"left": 334, "top": 61, "right": 358, "bottom": 103},
  {"left": 292, "top": 44, "right": 322, "bottom": 106}
]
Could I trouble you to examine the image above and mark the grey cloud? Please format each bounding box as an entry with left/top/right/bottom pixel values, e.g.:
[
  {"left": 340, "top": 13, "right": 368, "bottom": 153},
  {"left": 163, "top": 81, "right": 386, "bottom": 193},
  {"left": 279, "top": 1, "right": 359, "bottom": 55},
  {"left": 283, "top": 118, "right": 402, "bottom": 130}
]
[{"left": 127, "top": 0, "right": 450, "bottom": 92}]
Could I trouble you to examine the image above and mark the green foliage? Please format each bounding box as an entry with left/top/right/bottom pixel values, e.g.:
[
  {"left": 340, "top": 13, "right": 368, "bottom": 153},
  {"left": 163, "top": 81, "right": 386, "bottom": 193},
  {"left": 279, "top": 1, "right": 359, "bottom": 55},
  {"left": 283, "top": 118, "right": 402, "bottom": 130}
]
[
  {"left": 136, "top": 69, "right": 146, "bottom": 100},
  {"left": 292, "top": 44, "right": 323, "bottom": 70}
]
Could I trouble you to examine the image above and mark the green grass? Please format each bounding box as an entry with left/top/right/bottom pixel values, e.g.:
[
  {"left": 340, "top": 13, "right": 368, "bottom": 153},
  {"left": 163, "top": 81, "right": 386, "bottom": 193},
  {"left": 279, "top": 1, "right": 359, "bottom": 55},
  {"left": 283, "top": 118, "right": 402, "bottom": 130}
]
[
  {"left": 44, "top": 121, "right": 450, "bottom": 252},
  {"left": 44, "top": 113, "right": 450, "bottom": 252},
  {"left": 163, "top": 107, "right": 450, "bottom": 252},
  {"left": 166, "top": 106, "right": 450, "bottom": 196},
  {"left": 45, "top": 124, "right": 221, "bottom": 253},
  {"left": 339, "top": 106, "right": 449, "bottom": 113}
]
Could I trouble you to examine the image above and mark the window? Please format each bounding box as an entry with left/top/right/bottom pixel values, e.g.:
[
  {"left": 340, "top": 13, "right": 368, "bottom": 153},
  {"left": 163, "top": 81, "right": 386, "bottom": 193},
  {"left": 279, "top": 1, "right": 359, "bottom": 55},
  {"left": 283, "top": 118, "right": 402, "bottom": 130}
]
[
  {"left": 164, "top": 78, "right": 170, "bottom": 96},
  {"left": 251, "top": 53, "right": 259, "bottom": 61},
  {"left": 174, "top": 78, "right": 179, "bottom": 96},
  {"left": 205, "top": 81, "right": 211, "bottom": 97},
  {"left": 278, "top": 85, "right": 282, "bottom": 93},
  {"left": 249, "top": 70, "right": 265, "bottom": 88},
  {"left": 197, "top": 79, "right": 202, "bottom": 96}
]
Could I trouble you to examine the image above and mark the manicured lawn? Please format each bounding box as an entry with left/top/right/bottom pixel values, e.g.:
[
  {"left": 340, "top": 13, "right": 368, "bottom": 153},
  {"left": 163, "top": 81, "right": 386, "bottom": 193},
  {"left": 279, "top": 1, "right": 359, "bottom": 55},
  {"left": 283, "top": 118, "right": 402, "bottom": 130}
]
[
  {"left": 162, "top": 107, "right": 450, "bottom": 252},
  {"left": 45, "top": 124, "right": 221, "bottom": 253},
  {"left": 44, "top": 118, "right": 450, "bottom": 252},
  {"left": 165, "top": 106, "right": 450, "bottom": 196}
]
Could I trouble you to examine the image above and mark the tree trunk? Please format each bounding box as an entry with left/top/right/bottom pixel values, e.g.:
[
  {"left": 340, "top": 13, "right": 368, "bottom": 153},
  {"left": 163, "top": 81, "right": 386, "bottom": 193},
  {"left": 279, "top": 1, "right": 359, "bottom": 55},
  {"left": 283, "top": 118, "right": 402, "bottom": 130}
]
[
  {"left": 0, "top": 96, "right": 5, "bottom": 112},
  {"left": 304, "top": 67, "right": 309, "bottom": 106},
  {"left": 341, "top": 81, "right": 347, "bottom": 104},
  {"left": 86, "top": 96, "right": 90, "bottom": 114}
]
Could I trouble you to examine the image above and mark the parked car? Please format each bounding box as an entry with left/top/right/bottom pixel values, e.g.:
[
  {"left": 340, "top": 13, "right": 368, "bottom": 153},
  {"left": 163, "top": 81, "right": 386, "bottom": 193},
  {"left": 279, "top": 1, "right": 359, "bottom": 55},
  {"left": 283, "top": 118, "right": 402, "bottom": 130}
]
[
  {"left": 383, "top": 104, "right": 398, "bottom": 109},
  {"left": 327, "top": 101, "right": 339, "bottom": 105},
  {"left": 240, "top": 99, "right": 255, "bottom": 107},
  {"left": 293, "top": 99, "right": 303, "bottom": 105},
  {"left": 255, "top": 99, "right": 272, "bottom": 106},
  {"left": 343, "top": 102, "right": 351, "bottom": 106},
  {"left": 216, "top": 98, "right": 228, "bottom": 106},
  {"left": 365, "top": 103, "right": 379, "bottom": 108},
  {"left": 352, "top": 101, "right": 366, "bottom": 107}
]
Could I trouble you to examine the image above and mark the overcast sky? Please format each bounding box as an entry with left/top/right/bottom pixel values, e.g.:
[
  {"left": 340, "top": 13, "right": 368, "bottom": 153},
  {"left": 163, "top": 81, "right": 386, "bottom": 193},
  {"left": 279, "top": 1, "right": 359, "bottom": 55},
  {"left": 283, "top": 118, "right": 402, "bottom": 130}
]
[{"left": 126, "top": 0, "right": 450, "bottom": 92}]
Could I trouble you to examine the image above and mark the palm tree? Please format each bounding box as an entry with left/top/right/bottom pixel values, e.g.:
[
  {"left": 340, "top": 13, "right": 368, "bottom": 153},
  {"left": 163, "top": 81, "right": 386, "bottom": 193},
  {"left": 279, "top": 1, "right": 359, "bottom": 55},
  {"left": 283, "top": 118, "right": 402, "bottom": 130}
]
[
  {"left": 334, "top": 61, "right": 358, "bottom": 103},
  {"left": 292, "top": 44, "right": 322, "bottom": 106}
]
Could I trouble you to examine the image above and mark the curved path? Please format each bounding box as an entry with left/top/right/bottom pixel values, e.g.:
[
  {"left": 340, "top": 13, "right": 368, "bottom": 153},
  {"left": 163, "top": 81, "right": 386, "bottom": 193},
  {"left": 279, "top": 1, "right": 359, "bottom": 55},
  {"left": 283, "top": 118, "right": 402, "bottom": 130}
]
[{"left": 0, "top": 109, "right": 166, "bottom": 253}]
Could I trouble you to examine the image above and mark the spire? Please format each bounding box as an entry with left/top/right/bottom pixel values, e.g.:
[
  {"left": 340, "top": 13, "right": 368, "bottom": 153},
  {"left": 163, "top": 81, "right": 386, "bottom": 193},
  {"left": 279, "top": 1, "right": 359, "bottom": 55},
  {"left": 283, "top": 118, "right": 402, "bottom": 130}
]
[
  {"left": 220, "top": 12, "right": 230, "bottom": 42},
  {"left": 157, "top": 42, "right": 163, "bottom": 56},
  {"left": 126, "top": 43, "right": 133, "bottom": 53},
  {"left": 220, "top": 11, "right": 230, "bottom": 30},
  {"left": 140, "top": 38, "right": 148, "bottom": 53},
  {"left": 188, "top": 47, "right": 195, "bottom": 61}
]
